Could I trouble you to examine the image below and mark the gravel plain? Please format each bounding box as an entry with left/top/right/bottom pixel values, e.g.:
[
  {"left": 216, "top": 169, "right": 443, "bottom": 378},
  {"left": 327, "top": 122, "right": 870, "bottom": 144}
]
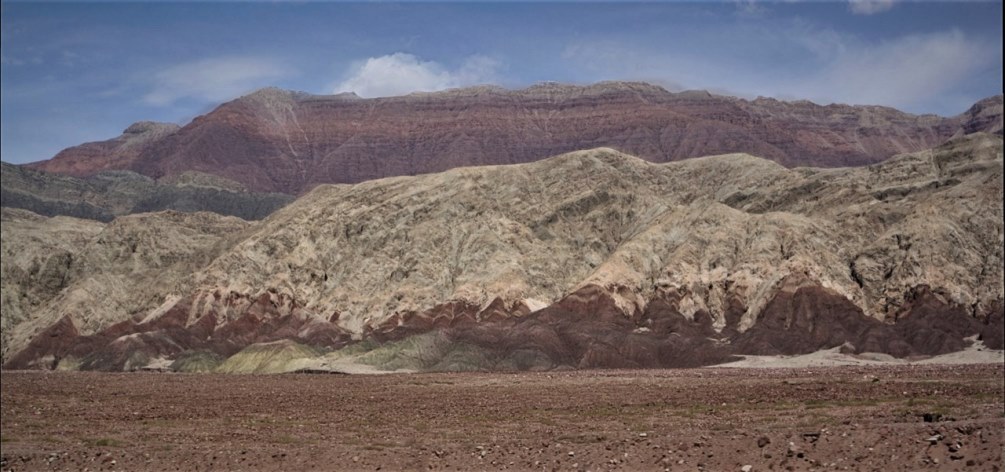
[{"left": 1, "top": 364, "right": 1002, "bottom": 471}]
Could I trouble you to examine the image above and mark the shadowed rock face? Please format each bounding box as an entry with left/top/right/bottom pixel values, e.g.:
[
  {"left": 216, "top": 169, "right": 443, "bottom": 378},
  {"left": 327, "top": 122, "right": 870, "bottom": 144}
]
[
  {"left": 4, "top": 315, "right": 80, "bottom": 370},
  {"left": 27, "top": 83, "right": 1003, "bottom": 194},
  {"left": 4, "top": 133, "right": 1002, "bottom": 371},
  {"left": 441, "top": 285, "right": 740, "bottom": 369},
  {"left": 1, "top": 162, "right": 293, "bottom": 222},
  {"left": 4, "top": 293, "right": 353, "bottom": 372},
  {"left": 981, "top": 304, "right": 1004, "bottom": 350}
]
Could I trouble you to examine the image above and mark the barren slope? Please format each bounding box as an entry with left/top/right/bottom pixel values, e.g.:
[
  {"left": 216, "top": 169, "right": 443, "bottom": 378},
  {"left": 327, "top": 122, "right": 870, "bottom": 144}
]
[
  {"left": 1, "top": 209, "right": 250, "bottom": 366},
  {"left": 30, "top": 121, "right": 179, "bottom": 176},
  {"left": 2, "top": 366, "right": 1002, "bottom": 471},
  {"left": 1, "top": 162, "right": 292, "bottom": 222},
  {"left": 3, "top": 133, "right": 1002, "bottom": 371}
]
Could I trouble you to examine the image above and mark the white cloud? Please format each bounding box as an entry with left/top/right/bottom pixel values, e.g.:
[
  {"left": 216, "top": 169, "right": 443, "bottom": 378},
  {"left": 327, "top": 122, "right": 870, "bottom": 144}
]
[
  {"left": 331, "top": 53, "right": 501, "bottom": 98},
  {"left": 848, "top": 0, "right": 896, "bottom": 15},
  {"left": 143, "top": 56, "right": 289, "bottom": 106}
]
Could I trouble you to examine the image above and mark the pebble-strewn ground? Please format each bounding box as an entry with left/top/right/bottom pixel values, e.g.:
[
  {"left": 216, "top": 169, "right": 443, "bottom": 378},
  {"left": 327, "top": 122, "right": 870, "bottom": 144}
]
[{"left": 1, "top": 365, "right": 1002, "bottom": 471}]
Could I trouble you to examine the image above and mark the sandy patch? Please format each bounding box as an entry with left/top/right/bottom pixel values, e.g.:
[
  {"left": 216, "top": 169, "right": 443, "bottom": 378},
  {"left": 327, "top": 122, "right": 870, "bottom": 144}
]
[{"left": 720, "top": 337, "right": 1003, "bottom": 369}]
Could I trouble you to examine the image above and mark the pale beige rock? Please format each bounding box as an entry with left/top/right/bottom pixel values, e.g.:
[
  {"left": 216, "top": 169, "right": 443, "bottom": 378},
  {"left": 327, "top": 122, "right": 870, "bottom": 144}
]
[
  {"left": 1, "top": 208, "right": 104, "bottom": 360},
  {"left": 1, "top": 210, "right": 249, "bottom": 362},
  {"left": 190, "top": 133, "right": 1001, "bottom": 337},
  {"left": 721, "top": 337, "right": 1004, "bottom": 368},
  {"left": 2, "top": 134, "right": 1002, "bottom": 361}
]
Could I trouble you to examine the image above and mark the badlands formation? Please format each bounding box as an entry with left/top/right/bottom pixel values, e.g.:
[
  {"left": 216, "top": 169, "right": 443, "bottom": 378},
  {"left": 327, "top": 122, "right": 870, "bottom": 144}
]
[{"left": 2, "top": 132, "right": 1002, "bottom": 372}]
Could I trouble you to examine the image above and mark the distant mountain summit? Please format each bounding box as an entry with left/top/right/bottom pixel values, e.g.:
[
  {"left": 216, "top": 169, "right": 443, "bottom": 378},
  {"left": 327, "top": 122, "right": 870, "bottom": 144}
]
[{"left": 27, "top": 82, "right": 1003, "bottom": 194}]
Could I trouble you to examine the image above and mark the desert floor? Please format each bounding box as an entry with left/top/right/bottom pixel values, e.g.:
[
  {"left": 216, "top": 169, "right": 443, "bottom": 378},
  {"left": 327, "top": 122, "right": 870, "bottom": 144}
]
[{"left": 1, "top": 364, "right": 1003, "bottom": 471}]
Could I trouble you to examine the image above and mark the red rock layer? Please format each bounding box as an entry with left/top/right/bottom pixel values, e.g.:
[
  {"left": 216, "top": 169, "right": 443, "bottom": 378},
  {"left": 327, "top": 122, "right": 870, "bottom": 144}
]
[
  {"left": 28, "top": 84, "right": 1002, "bottom": 194},
  {"left": 5, "top": 283, "right": 997, "bottom": 371}
]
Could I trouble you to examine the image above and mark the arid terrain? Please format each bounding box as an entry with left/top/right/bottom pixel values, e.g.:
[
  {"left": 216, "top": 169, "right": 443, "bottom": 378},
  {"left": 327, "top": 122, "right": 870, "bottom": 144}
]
[
  {"left": 2, "top": 364, "right": 1002, "bottom": 471},
  {"left": 0, "top": 161, "right": 292, "bottom": 222},
  {"left": 2, "top": 83, "right": 1002, "bottom": 471},
  {"left": 3, "top": 132, "right": 1002, "bottom": 372},
  {"left": 28, "top": 83, "right": 1003, "bottom": 194},
  {"left": 2, "top": 2, "right": 1003, "bottom": 469}
]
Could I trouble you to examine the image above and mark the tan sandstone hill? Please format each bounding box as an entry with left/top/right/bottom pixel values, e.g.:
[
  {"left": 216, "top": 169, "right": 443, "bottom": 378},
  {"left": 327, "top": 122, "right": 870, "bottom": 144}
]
[
  {"left": 3, "top": 133, "right": 1002, "bottom": 371},
  {"left": 1, "top": 209, "right": 250, "bottom": 366}
]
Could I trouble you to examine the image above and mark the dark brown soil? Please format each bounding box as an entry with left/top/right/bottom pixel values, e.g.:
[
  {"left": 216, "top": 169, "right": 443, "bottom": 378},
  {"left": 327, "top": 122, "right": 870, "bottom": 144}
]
[{"left": 2, "top": 365, "right": 1003, "bottom": 471}]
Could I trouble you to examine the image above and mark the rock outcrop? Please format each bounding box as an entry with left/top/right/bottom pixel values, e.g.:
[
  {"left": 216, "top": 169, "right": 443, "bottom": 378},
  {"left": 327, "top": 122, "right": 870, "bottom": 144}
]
[
  {"left": 0, "top": 208, "right": 251, "bottom": 364},
  {"left": 3, "top": 133, "right": 1002, "bottom": 370},
  {"left": 26, "top": 83, "right": 1003, "bottom": 194}
]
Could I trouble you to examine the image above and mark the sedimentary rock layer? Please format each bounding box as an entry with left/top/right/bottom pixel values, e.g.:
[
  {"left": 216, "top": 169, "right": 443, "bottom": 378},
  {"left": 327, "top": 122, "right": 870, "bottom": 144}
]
[
  {"left": 3, "top": 133, "right": 1002, "bottom": 370},
  {"left": 27, "top": 83, "right": 1003, "bottom": 194}
]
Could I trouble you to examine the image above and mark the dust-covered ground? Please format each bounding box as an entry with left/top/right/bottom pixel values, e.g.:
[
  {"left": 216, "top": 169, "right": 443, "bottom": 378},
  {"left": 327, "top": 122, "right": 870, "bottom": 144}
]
[{"left": 1, "top": 365, "right": 1003, "bottom": 471}]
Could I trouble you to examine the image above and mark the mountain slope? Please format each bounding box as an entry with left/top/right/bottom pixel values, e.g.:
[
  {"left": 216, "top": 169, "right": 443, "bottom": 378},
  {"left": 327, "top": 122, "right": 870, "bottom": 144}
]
[
  {"left": 27, "top": 83, "right": 1002, "bottom": 194},
  {"left": 0, "top": 209, "right": 251, "bottom": 365},
  {"left": 32, "top": 121, "right": 180, "bottom": 177},
  {"left": 3, "top": 133, "right": 1002, "bottom": 370}
]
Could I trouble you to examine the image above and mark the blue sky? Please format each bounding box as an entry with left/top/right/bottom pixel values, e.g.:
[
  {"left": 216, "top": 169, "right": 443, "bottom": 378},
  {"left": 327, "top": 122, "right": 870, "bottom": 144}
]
[{"left": 1, "top": 1, "right": 1002, "bottom": 164}]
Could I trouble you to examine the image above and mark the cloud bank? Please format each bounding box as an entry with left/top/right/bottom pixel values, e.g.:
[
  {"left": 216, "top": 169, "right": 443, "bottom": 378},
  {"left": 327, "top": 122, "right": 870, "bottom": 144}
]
[{"left": 332, "top": 53, "right": 501, "bottom": 98}]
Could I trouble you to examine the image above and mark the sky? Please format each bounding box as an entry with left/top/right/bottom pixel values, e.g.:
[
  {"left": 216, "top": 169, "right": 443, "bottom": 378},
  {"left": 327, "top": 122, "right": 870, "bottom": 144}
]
[{"left": 1, "top": 1, "right": 1002, "bottom": 165}]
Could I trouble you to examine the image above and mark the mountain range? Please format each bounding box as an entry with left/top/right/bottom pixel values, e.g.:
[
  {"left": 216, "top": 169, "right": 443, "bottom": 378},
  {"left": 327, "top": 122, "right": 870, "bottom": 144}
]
[
  {"left": 3, "top": 128, "right": 1001, "bottom": 371},
  {"left": 25, "top": 82, "right": 1004, "bottom": 195}
]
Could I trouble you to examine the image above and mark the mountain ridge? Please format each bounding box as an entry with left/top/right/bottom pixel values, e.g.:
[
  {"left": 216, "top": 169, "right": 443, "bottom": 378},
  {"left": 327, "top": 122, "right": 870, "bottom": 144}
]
[
  {"left": 4, "top": 133, "right": 1001, "bottom": 371},
  {"left": 25, "top": 82, "right": 1002, "bottom": 194},
  {"left": 1, "top": 162, "right": 293, "bottom": 222}
]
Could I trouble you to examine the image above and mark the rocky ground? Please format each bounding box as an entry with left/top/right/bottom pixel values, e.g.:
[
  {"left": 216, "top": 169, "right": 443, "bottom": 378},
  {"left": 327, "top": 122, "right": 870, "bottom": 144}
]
[{"left": 1, "top": 364, "right": 1002, "bottom": 471}]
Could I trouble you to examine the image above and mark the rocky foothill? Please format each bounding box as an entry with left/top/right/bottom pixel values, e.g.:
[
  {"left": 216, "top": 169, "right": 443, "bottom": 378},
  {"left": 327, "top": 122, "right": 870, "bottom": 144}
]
[{"left": 2, "top": 131, "right": 1001, "bottom": 372}]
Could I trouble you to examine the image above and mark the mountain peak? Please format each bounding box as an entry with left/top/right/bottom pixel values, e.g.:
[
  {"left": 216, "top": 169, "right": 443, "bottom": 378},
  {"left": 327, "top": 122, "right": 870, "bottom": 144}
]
[
  {"left": 959, "top": 94, "right": 1004, "bottom": 135},
  {"left": 239, "top": 86, "right": 300, "bottom": 104},
  {"left": 517, "top": 81, "right": 670, "bottom": 99},
  {"left": 331, "top": 91, "right": 362, "bottom": 100}
]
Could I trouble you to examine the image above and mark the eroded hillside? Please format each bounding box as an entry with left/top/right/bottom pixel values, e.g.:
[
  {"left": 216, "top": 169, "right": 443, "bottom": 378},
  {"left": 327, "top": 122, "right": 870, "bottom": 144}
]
[{"left": 3, "top": 133, "right": 1002, "bottom": 371}]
